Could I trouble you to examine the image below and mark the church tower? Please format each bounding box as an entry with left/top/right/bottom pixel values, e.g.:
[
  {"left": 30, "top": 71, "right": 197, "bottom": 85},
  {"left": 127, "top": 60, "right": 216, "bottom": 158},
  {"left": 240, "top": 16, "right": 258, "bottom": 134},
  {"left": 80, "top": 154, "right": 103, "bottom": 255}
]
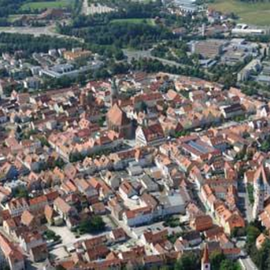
[
  {"left": 201, "top": 244, "right": 210, "bottom": 270},
  {"left": 111, "top": 78, "right": 119, "bottom": 105},
  {"left": 80, "top": 89, "right": 95, "bottom": 107}
]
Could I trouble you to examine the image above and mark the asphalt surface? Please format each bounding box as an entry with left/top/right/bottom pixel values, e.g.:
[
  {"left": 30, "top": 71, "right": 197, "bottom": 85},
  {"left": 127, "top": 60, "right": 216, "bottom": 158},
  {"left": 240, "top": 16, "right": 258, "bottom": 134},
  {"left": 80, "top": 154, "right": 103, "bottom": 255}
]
[{"left": 239, "top": 257, "right": 258, "bottom": 270}]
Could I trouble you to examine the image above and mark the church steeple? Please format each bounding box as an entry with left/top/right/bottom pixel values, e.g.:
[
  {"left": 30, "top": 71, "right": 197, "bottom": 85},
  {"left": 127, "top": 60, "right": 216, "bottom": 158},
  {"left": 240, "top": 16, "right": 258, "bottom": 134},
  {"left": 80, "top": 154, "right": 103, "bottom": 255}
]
[
  {"left": 111, "top": 78, "right": 119, "bottom": 105},
  {"left": 80, "top": 89, "right": 95, "bottom": 107},
  {"left": 201, "top": 244, "right": 210, "bottom": 270}
]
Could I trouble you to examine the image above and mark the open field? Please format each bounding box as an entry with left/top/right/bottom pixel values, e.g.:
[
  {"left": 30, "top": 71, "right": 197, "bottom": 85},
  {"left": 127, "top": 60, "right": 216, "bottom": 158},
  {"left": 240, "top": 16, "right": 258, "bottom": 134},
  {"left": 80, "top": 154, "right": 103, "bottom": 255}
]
[
  {"left": 110, "top": 18, "right": 156, "bottom": 26},
  {"left": 20, "top": 0, "right": 74, "bottom": 11},
  {"left": 209, "top": 0, "right": 270, "bottom": 26},
  {"left": 0, "top": 26, "right": 63, "bottom": 37}
]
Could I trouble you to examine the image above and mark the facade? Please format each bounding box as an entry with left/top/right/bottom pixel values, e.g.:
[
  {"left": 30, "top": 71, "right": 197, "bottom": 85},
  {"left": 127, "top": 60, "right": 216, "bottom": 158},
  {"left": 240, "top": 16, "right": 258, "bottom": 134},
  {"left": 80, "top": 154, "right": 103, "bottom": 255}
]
[
  {"left": 136, "top": 123, "right": 166, "bottom": 146},
  {"left": 0, "top": 233, "right": 25, "bottom": 270}
]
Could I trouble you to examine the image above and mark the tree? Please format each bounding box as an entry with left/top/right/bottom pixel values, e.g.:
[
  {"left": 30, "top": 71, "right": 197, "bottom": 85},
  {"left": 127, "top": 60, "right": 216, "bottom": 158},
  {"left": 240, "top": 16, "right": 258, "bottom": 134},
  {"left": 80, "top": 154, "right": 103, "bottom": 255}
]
[
  {"left": 210, "top": 251, "right": 226, "bottom": 270},
  {"left": 136, "top": 101, "right": 148, "bottom": 113},
  {"left": 254, "top": 239, "right": 270, "bottom": 270},
  {"left": 56, "top": 265, "right": 66, "bottom": 270},
  {"left": 235, "top": 147, "right": 246, "bottom": 161},
  {"left": 39, "top": 136, "right": 50, "bottom": 147},
  {"left": 158, "top": 267, "right": 170, "bottom": 270},
  {"left": 261, "top": 140, "right": 270, "bottom": 152},
  {"left": 246, "top": 224, "right": 261, "bottom": 245},
  {"left": 98, "top": 116, "right": 106, "bottom": 127},
  {"left": 174, "top": 253, "right": 200, "bottom": 270},
  {"left": 78, "top": 215, "right": 106, "bottom": 234},
  {"left": 53, "top": 158, "right": 65, "bottom": 169},
  {"left": 69, "top": 152, "right": 84, "bottom": 162},
  {"left": 14, "top": 187, "right": 28, "bottom": 199},
  {"left": 245, "top": 223, "right": 263, "bottom": 269},
  {"left": 220, "top": 260, "right": 241, "bottom": 270},
  {"left": 247, "top": 184, "right": 254, "bottom": 205},
  {"left": 231, "top": 227, "right": 246, "bottom": 238},
  {"left": 0, "top": 32, "right": 81, "bottom": 56},
  {"left": 114, "top": 50, "right": 125, "bottom": 61},
  {"left": 44, "top": 229, "right": 61, "bottom": 242}
]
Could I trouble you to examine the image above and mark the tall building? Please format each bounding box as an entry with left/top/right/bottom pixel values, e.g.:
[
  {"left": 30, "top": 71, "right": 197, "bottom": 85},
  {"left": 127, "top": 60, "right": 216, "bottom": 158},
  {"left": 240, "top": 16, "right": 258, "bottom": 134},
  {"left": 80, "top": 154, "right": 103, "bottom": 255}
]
[
  {"left": 106, "top": 103, "right": 132, "bottom": 139},
  {"left": 202, "top": 23, "right": 206, "bottom": 37},
  {"left": 80, "top": 89, "right": 95, "bottom": 107},
  {"left": 110, "top": 78, "right": 119, "bottom": 105},
  {"left": 201, "top": 244, "right": 210, "bottom": 270}
]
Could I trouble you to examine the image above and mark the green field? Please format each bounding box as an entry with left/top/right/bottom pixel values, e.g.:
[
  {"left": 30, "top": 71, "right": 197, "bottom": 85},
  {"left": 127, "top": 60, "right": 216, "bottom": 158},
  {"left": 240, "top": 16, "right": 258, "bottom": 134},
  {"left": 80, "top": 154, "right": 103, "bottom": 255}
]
[
  {"left": 209, "top": 0, "right": 270, "bottom": 26},
  {"left": 20, "top": 0, "right": 74, "bottom": 11},
  {"left": 110, "top": 18, "right": 156, "bottom": 26}
]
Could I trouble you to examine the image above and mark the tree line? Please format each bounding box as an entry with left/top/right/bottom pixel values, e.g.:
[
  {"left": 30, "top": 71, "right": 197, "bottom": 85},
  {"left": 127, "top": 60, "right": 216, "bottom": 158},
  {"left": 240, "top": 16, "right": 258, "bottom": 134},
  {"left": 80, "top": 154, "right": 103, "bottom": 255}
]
[{"left": 0, "top": 33, "right": 82, "bottom": 55}]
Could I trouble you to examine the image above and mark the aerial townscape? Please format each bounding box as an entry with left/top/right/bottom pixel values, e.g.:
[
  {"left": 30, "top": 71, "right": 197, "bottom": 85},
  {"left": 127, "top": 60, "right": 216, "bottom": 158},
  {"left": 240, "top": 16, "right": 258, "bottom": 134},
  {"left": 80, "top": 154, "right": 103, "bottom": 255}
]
[{"left": 2, "top": 0, "right": 270, "bottom": 270}]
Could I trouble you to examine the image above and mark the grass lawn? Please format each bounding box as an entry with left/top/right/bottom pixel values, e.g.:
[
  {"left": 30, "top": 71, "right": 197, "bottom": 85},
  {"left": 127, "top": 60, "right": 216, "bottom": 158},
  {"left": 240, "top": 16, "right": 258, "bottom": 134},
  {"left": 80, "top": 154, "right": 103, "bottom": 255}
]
[
  {"left": 20, "top": 0, "right": 74, "bottom": 11},
  {"left": 110, "top": 18, "right": 156, "bottom": 26},
  {"left": 209, "top": 0, "right": 270, "bottom": 26}
]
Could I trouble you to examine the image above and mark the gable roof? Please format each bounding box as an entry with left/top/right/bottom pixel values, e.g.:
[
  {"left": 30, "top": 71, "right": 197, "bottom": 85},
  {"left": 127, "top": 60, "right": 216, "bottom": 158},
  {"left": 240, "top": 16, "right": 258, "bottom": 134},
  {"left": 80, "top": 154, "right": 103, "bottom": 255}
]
[
  {"left": 21, "top": 210, "right": 35, "bottom": 227},
  {"left": 107, "top": 103, "right": 130, "bottom": 126}
]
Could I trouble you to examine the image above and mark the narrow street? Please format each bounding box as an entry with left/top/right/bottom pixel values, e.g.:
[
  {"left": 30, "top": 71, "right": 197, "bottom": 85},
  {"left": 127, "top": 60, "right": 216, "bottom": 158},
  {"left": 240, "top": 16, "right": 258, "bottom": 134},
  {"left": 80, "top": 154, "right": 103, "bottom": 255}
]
[{"left": 238, "top": 178, "right": 253, "bottom": 223}]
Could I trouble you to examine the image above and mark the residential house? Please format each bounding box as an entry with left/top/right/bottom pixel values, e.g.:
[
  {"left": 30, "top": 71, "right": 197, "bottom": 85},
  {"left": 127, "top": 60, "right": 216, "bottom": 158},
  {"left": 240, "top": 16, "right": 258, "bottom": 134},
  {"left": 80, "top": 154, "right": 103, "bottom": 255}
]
[
  {"left": 0, "top": 233, "right": 25, "bottom": 270},
  {"left": 136, "top": 123, "right": 166, "bottom": 146}
]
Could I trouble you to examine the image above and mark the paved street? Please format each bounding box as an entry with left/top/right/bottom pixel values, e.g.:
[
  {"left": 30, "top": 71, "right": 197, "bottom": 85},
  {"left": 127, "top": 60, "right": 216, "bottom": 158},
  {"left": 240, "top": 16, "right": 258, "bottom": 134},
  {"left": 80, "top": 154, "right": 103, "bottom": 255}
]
[
  {"left": 239, "top": 257, "right": 258, "bottom": 270},
  {"left": 238, "top": 178, "right": 253, "bottom": 222}
]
